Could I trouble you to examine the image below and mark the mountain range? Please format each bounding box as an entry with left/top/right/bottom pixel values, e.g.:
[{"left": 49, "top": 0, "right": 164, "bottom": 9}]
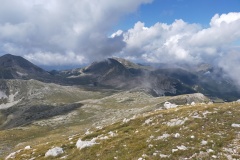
[
  {"left": 0, "top": 54, "right": 239, "bottom": 101},
  {"left": 1, "top": 54, "right": 240, "bottom": 159}
]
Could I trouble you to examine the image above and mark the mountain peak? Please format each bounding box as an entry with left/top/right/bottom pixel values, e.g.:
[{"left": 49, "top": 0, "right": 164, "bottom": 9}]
[
  {"left": 0, "top": 54, "right": 29, "bottom": 63},
  {"left": 84, "top": 58, "right": 127, "bottom": 73},
  {"left": 1, "top": 53, "right": 18, "bottom": 58},
  {"left": 0, "top": 54, "right": 48, "bottom": 79},
  {"left": 111, "top": 57, "right": 153, "bottom": 71}
]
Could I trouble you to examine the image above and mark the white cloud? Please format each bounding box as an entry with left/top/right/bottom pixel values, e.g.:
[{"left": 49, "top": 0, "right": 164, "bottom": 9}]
[
  {"left": 110, "top": 30, "right": 123, "bottom": 38},
  {"left": 218, "top": 51, "right": 240, "bottom": 86},
  {"left": 0, "top": 0, "right": 152, "bottom": 66},
  {"left": 113, "top": 12, "right": 240, "bottom": 85},
  {"left": 210, "top": 12, "right": 240, "bottom": 27},
  {"left": 121, "top": 20, "right": 201, "bottom": 63},
  {"left": 190, "top": 13, "right": 240, "bottom": 47},
  {"left": 24, "top": 51, "right": 85, "bottom": 66},
  {"left": 117, "top": 12, "right": 240, "bottom": 65}
]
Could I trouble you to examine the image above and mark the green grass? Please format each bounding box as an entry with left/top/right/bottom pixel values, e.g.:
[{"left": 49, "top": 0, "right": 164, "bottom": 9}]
[{"left": 4, "top": 102, "right": 240, "bottom": 160}]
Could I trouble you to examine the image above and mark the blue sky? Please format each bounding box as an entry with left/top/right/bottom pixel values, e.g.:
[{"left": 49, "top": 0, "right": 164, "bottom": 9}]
[{"left": 116, "top": 0, "right": 240, "bottom": 30}]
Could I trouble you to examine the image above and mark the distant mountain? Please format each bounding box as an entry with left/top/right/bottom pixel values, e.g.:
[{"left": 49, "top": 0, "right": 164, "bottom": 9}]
[
  {"left": 59, "top": 58, "right": 196, "bottom": 96},
  {"left": 111, "top": 57, "right": 153, "bottom": 71},
  {"left": 84, "top": 58, "right": 131, "bottom": 78},
  {"left": 71, "top": 58, "right": 240, "bottom": 101},
  {"left": 0, "top": 54, "right": 50, "bottom": 80},
  {"left": 194, "top": 67, "right": 240, "bottom": 102},
  {"left": 0, "top": 54, "right": 239, "bottom": 101}
]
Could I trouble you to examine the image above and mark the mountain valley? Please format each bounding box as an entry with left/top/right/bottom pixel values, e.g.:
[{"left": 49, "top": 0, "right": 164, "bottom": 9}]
[{"left": 0, "top": 54, "right": 239, "bottom": 159}]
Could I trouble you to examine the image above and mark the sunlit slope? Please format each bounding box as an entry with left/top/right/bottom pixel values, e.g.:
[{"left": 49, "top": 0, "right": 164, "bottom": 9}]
[{"left": 5, "top": 100, "right": 240, "bottom": 159}]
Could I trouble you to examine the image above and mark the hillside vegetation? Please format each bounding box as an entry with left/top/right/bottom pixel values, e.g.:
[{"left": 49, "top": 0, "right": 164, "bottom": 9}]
[{"left": 4, "top": 101, "right": 240, "bottom": 160}]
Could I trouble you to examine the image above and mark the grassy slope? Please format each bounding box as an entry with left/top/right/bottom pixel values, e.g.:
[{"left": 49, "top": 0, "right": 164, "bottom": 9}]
[
  {"left": 0, "top": 92, "right": 209, "bottom": 159},
  {"left": 5, "top": 102, "right": 240, "bottom": 160},
  {"left": 0, "top": 79, "right": 118, "bottom": 158}
]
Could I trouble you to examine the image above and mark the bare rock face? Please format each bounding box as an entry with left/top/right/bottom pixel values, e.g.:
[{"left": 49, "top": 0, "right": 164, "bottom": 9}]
[{"left": 45, "top": 147, "right": 63, "bottom": 157}]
